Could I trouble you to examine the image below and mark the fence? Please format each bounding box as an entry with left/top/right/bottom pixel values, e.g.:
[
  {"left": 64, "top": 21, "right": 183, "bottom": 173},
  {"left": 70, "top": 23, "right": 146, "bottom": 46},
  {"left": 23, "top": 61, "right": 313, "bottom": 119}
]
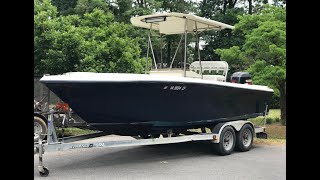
[{"left": 34, "top": 76, "right": 62, "bottom": 109}]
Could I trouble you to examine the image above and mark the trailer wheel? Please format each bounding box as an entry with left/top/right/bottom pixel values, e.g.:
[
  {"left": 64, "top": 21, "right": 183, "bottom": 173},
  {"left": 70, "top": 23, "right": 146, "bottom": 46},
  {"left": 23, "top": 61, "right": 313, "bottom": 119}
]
[
  {"left": 39, "top": 167, "right": 49, "bottom": 177},
  {"left": 34, "top": 116, "right": 47, "bottom": 142},
  {"left": 235, "top": 124, "right": 254, "bottom": 152},
  {"left": 214, "top": 126, "right": 236, "bottom": 156}
]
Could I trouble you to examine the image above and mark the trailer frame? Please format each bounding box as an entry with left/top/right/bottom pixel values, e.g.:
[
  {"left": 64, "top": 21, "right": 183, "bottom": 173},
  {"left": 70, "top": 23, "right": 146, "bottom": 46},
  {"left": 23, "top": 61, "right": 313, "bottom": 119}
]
[{"left": 34, "top": 109, "right": 268, "bottom": 177}]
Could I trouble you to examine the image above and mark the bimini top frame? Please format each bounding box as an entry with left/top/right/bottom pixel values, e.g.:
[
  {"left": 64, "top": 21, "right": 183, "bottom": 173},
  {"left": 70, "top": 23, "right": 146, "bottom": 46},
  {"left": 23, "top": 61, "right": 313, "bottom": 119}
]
[
  {"left": 130, "top": 13, "right": 234, "bottom": 78},
  {"left": 130, "top": 12, "right": 234, "bottom": 34}
]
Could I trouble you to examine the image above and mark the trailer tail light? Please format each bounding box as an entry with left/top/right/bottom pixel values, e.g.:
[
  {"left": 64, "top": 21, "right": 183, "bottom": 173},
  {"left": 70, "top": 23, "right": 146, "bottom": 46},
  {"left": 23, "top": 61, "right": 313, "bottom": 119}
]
[
  {"left": 213, "top": 135, "right": 217, "bottom": 140},
  {"left": 55, "top": 102, "right": 70, "bottom": 112}
]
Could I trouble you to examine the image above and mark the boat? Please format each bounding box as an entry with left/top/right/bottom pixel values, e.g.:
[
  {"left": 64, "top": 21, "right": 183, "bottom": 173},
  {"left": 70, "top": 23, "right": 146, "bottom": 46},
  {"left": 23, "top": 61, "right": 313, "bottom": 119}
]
[{"left": 40, "top": 13, "right": 273, "bottom": 138}]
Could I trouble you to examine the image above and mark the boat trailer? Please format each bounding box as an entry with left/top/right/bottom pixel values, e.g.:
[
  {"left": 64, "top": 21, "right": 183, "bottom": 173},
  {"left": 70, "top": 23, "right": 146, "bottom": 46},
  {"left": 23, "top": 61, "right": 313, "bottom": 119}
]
[{"left": 34, "top": 109, "right": 268, "bottom": 177}]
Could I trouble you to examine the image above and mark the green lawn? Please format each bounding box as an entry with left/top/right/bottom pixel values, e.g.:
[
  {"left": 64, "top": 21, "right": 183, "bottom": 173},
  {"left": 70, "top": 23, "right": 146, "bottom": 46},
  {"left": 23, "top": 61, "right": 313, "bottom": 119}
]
[
  {"left": 190, "top": 109, "right": 285, "bottom": 145},
  {"left": 249, "top": 109, "right": 286, "bottom": 145},
  {"left": 55, "top": 127, "right": 97, "bottom": 137},
  {"left": 249, "top": 109, "right": 281, "bottom": 126}
]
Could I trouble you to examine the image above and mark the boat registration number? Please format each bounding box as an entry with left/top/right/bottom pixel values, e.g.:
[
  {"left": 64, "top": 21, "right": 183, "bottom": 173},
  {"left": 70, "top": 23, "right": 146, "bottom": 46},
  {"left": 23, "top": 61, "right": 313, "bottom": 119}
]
[{"left": 163, "top": 85, "right": 187, "bottom": 91}]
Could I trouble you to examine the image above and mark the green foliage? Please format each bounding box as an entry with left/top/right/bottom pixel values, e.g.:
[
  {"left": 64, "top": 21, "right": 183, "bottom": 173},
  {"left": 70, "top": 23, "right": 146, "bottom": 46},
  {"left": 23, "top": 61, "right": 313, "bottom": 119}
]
[
  {"left": 81, "top": 8, "right": 114, "bottom": 27},
  {"left": 51, "top": 0, "right": 78, "bottom": 15},
  {"left": 35, "top": 0, "right": 286, "bottom": 100},
  {"left": 247, "top": 60, "right": 286, "bottom": 89},
  {"left": 242, "top": 21, "right": 286, "bottom": 65},
  {"left": 216, "top": 5, "right": 286, "bottom": 86},
  {"left": 266, "top": 116, "right": 280, "bottom": 124},
  {"left": 34, "top": 0, "right": 145, "bottom": 75},
  {"left": 34, "top": 0, "right": 58, "bottom": 19},
  {"left": 73, "top": 0, "right": 109, "bottom": 16},
  {"left": 216, "top": 5, "right": 286, "bottom": 122},
  {"left": 249, "top": 109, "right": 280, "bottom": 125},
  {"left": 112, "top": 0, "right": 134, "bottom": 23},
  {"left": 34, "top": 1, "right": 83, "bottom": 75},
  {"left": 161, "top": 0, "right": 197, "bottom": 13},
  {"left": 269, "top": 94, "right": 280, "bottom": 109},
  {"left": 128, "top": 0, "right": 198, "bottom": 66},
  {"left": 215, "top": 46, "right": 246, "bottom": 73},
  {"left": 35, "top": 1, "right": 286, "bottom": 124},
  {"left": 199, "top": 7, "right": 246, "bottom": 61},
  {"left": 266, "top": 117, "right": 273, "bottom": 124},
  {"left": 34, "top": 0, "right": 60, "bottom": 75}
]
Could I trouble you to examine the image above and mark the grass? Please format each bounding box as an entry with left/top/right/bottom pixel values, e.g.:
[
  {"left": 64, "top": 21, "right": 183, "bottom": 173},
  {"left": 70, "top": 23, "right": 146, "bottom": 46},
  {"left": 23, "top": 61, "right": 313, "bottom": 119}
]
[
  {"left": 249, "top": 109, "right": 286, "bottom": 145},
  {"left": 189, "top": 109, "right": 286, "bottom": 146},
  {"left": 55, "top": 127, "right": 97, "bottom": 137},
  {"left": 254, "top": 138, "right": 286, "bottom": 146},
  {"left": 249, "top": 109, "right": 281, "bottom": 126},
  {"left": 253, "top": 123, "right": 286, "bottom": 146},
  {"left": 264, "top": 123, "right": 286, "bottom": 139}
]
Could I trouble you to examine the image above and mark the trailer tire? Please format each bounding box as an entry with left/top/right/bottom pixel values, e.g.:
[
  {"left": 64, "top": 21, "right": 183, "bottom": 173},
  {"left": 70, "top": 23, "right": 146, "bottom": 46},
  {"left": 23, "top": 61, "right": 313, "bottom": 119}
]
[
  {"left": 213, "top": 126, "right": 236, "bottom": 156},
  {"left": 235, "top": 124, "right": 254, "bottom": 152},
  {"left": 39, "top": 167, "right": 49, "bottom": 177},
  {"left": 34, "top": 116, "right": 47, "bottom": 142}
]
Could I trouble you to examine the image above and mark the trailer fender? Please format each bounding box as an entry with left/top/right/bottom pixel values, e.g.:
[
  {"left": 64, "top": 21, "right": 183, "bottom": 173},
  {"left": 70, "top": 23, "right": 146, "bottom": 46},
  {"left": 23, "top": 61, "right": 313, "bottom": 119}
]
[{"left": 34, "top": 112, "right": 48, "bottom": 124}]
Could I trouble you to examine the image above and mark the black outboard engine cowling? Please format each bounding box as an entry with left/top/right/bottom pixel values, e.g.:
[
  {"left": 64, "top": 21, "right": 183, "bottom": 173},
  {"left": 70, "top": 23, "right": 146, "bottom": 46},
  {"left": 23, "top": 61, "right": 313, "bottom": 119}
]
[{"left": 231, "top": 72, "right": 253, "bottom": 84}]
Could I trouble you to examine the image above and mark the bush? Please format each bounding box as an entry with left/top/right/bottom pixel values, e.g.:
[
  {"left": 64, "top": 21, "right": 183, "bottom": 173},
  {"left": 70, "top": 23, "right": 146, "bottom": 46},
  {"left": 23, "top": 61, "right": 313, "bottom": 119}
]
[
  {"left": 274, "top": 117, "right": 280, "bottom": 122},
  {"left": 266, "top": 117, "right": 274, "bottom": 124},
  {"left": 269, "top": 94, "right": 280, "bottom": 109}
]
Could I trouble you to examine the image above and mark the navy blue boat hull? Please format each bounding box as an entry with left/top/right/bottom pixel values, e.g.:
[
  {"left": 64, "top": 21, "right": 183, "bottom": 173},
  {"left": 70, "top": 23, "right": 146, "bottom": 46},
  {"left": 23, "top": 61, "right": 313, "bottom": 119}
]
[{"left": 42, "top": 81, "right": 273, "bottom": 136}]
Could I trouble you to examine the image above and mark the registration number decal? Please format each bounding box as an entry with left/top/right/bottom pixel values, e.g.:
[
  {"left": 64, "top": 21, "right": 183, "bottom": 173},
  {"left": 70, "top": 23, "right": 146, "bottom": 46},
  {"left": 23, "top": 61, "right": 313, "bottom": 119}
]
[{"left": 163, "top": 85, "right": 187, "bottom": 91}]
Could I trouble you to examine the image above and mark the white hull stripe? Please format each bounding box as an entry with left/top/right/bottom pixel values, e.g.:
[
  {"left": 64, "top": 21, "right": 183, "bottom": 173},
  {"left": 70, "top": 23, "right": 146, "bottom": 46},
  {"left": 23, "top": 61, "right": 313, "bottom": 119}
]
[{"left": 40, "top": 72, "right": 274, "bottom": 92}]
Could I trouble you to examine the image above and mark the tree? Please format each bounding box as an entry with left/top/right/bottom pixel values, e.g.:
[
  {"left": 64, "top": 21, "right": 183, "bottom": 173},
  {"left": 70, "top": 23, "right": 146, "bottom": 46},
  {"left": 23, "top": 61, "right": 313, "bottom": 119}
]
[
  {"left": 34, "top": 0, "right": 145, "bottom": 75},
  {"left": 76, "top": 9, "right": 145, "bottom": 73},
  {"left": 198, "top": 0, "right": 248, "bottom": 64},
  {"left": 112, "top": 0, "right": 134, "bottom": 23},
  {"left": 158, "top": 0, "right": 197, "bottom": 68},
  {"left": 34, "top": 0, "right": 61, "bottom": 75},
  {"left": 51, "top": 0, "right": 78, "bottom": 15},
  {"left": 216, "top": 5, "right": 286, "bottom": 125},
  {"left": 73, "top": 0, "right": 109, "bottom": 16}
]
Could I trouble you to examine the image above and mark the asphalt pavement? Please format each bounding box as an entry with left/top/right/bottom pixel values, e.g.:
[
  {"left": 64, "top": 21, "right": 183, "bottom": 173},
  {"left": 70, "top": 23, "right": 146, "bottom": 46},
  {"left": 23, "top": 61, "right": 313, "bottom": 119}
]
[{"left": 34, "top": 135, "right": 286, "bottom": 180}]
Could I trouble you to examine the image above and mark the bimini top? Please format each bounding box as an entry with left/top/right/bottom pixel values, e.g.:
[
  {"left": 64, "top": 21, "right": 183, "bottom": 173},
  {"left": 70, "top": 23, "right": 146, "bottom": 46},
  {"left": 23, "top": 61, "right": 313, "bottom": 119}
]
[{"left": 130, "top": 12, "right": 234, "bottom": 35}]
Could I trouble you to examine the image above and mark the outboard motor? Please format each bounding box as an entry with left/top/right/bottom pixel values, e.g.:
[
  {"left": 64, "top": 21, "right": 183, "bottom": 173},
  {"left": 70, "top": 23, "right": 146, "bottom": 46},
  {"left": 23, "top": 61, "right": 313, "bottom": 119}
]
[{"left": 231, "top": 72, "right": 253, "bottom": 85}]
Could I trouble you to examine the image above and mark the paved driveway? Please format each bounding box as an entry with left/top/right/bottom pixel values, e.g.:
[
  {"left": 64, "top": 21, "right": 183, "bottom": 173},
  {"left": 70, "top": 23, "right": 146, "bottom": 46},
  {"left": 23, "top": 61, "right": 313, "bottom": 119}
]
[{"left": 34, "top": 136, "right": 286, "bottom": 180}]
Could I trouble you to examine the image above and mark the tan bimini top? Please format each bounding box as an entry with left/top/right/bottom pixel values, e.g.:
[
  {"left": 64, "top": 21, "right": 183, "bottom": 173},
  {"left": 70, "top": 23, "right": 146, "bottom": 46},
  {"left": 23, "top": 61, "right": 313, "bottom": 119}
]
[{"left": 130, "top": 12, "right": 234, "bottom": 35}]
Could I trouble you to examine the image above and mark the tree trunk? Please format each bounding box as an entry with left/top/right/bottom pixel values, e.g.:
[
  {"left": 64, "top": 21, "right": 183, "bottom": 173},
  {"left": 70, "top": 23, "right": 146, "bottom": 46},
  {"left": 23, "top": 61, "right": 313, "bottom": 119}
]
[
  {"left": 180, "top": 40, "right": 184, "bottom": 69},
  {"left": 223, "top": 0, "right": 227, "bottom": 14},
  {"left": 248, "top": 0, "right": 253, "bottom": 14},
  {"left": 160, "top": 34, "right": 163, "bottom": 68},
  {"left": 167, "top": 37, "right": 172, "bottom": 68},
  {"left": 228, "top": 0, "right": 237, "bottom": 8},
  {"left": 279, "top": 81, "right": 286, "bottom": 125},
  {"left": 137, "top": 0, "right": 143, "bottom": 8},
  {"left": 179, "top": 0, "right": 186, "bottom": 13},
  {"left": 194, "top": 35, "right": 199, "bottom": 61}
]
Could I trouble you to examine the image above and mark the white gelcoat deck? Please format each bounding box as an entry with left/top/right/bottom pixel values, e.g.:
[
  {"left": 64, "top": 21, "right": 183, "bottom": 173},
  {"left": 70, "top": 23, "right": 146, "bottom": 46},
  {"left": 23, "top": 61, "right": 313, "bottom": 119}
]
[{"left": 40, "top": 72, "right": 274, "bottom": 92}]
